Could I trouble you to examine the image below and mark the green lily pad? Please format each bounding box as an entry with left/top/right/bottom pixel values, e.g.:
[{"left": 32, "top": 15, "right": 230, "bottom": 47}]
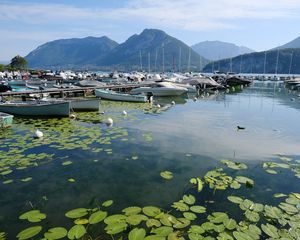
[
  {"left": 183, "top": 195, "right": 196, "bottom": 205},
  {"left": 183, "top": 212, "right": 197, "bottom": 221},
  {"left": 126, "top": 214, "right": 148, "bottom": 225},
  {"left": 74, "top": 218, "right": 89, "bottom": 225},
  {"left": 123, "top": 206, "right": 142, "bottom": 216},
  {"left": 146, "top": 219, "right": 162, "bottom": 228},
  {"left": 151, "top": 226, "right": 173, "bottom": 236},
  {"left": 167, "top": 231, "right": 184, "bottom": 240},
  {"left": 17, "top": 226, "right": 42, "bottom": 240},
  {"left": 143, "top": 206, "right": 161, "bottom": 217},
  {"left": 105, "top": 222, "right": 128, "bottom": 235},
  {"left": 245, "top": 210, "right": 260, "bottom": 222},
  {"left": 160, "top": 171, "right": 173, "bottom": 180},
  {"left": 173, "top": 218, "right": 190, "bottom": 229},
  {"left": 104, "top": 214, "right": 127, "bottom": 224},
  {"left": 223, "top": 218, "right": 237, "bottom": 230},
  {"left": 67, "top": 225, "right": 86, "bottom": 240},
  {"left": 62, "top": 161, "right": 72, "bottom": 166},
  {"left": 128, "top": 228, "right": 146, "bottom": 240},
  {"left": 19, "top": 210, "right": 46, "bottom": 223},
  {"left": 144, "top": 236, "right": 165, "bottom": 240},
  {"left": 44, "top": 227, "right": 67, "bottom": 240},
  {"left": 190, "top": 206, "right": 206, "bottom": 214},
  {"left": 21, "top": 177, "right": 32, "bottom": 182},
  {"left": 88, "top": 210, "right": 107, "bottom": 224},
  {"left": 65, "top": 208, "right": 89, "bottom": 219},
  {"left": 261, "top": 223, "right": 279, "bottom": 238},
  {"left": 227, "top": 196, "right": 243, "bottom": 204},
  {"left": 102, "top": 200, "right": 113, "bottom": 207},
  {"left": 172, "top": 202, "right": 189, "bottom": 211}
]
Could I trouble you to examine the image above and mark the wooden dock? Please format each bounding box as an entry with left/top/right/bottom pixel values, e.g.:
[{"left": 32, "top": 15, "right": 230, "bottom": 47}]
[{"left": 0, "top": 83, "right": 152, "bottom": 98}]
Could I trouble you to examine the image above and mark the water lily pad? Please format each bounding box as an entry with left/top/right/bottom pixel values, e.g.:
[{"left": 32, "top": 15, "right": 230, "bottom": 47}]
[
  {"left": 160, "top": 171, "right": 173, "bottom": 180},
  {"left": 173, "top": 218, "right": 190, "bottom": 229},
  {"left": 245, "top": 210, "right": 260, "bottom": 222},
  {"left": 227, "top": 196, "right": 243, "bottom": 204},
  {"left": 183, "top": 195, "right": 196, "bottom": 205},
  {"left": 172, "top": 202, "right": 189, "bottom": 211},
  {"left": 183, "top": 212, "right": 197, "bottom": 221},
  {"left": 67, "top": 225, "right": 86, "bottom": 240},
  {"left": 105, "top": 222, "right": 128, "bottom": 235},
  {"left": 265, "top": 169, "right": 277, "bottom": 174},
  {"left": 168, "top": 231, "right": 185, "bottom": 240},
  {"left": 128, "top": 228, "right": 146, "bottom": 240},
  {"left": 159, "top": 214, "right": 177, "bottom": 226},
  {"left": 62, "top": 161, "right": 73, "bottom": 166},
  {"left": 190, "top": 206, "right": 206, "bottom": 214},
  {"left": 144, "top": 236, "right": 165, "bottom": 240},
  {"left": 74, "top": 218, "right": 89, "bottom": 225},
  {"left": 88, "top": 210, "right": 107, "bottom": 224},
  {"left": 65, "top": 208, "right": 89, "bottom": 219},
  {"left": 19, "top": 210, "right": 46, "bottom": 223},
  {"left": 146, "top": 219, "right": 162, "bottom": 228},
  {"left": 235, "top": 176, "right": 254, "bottom": 187},
  {"left": 104, "top": 214, "right": 127, "bottom": 224},
  {"left": 2, "top": 179, "right": 13, "bottom": 184},
  {"left": 223, "top": 218, "right": 237, "bottom": 230},
  {"left": 21, "top": 177, "right": 32, "bottom": 182},
  {"left": 261, "top": 223, "right": 279, "bottom": 238},
  {"left": 151, "top": 226, "right": 173, "bottom": 236},
  {"left": 17, "top": 226, "right": 42, "bottom": 240},
  {"left": 127, "top": 214, "right": 148, "bottom": 225},
  {"left": 102, "top": 200, "right": 113, "bottom": 207},
  {"left": 68, "top": 178, "right": 76, "bottom": 183},
  {"left": 123, "top": 206, "right": 142, "bottom": 216},
  {"left": 44, "top": 227, "right": 67, "bottom": 240},
  {"left": 143, "top": 206, "right": 161, "bottom": 217}
]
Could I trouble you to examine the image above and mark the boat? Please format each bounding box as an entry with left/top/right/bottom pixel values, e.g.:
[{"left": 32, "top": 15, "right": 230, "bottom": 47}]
[
  {"left": 0, "top": 112, "right": 13, "bottom": 128},
  {"left": 95, "top": 89, "right": 147, "bottom": 102},
  {"left": 43, "top": 98, "right": 100, "bottom": 111},
  {"left": 130, "top": 82, "right": 188, "bottom": 96},
  {"left": 0, "top": 100, "right": 70, "bottom": 117}
]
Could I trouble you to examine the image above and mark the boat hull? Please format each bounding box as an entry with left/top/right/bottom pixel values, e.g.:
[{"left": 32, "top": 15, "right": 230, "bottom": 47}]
[
  {"left": 0, "top": 112, "right": 13, "bottom": 128},
  {"left": 130, "top": 87, "right": 187, "bottom": 96},
  {"left": 68, "top": 98, "right": 100, "bottom": 111},
  {"left": 0, "top": 101, "right": 70, "bottom": 117},
  {"left": 95, "top": 89, "right": 147, "bottom": 102}
]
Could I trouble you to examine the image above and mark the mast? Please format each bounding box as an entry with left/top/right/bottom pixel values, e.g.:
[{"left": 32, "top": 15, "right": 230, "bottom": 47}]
[
  {"left": 239, "top": 55, "right": 243, "bottom": 73},
  {"left": 199, "top": 55, "right": 202, "bottom": 72},
  {"left": 162, "top": 45, "right": 165, "bottom": 73},
  {"left": 154, "top": 49, "right": 158, "bottom": 73},
  {"left": 263, "top": 51, "right": 267, "bottom": 74},
  {"left": 289, "top": 51, "right": 294, "bottom": 75},
  {"left": 275, "top": 48, "right": 280, "bottom": 74},
  {"left": 148, "top": 52, "right": 151, "bottom": 73},
  {"left": 139, "top": 50, "right": 143, "bottom": 71},
  {"left": 229, "top": 57, "right": 232, "bottom": 72},
  {"left": 179, "top": 47, "right": 181, "bottom": 72},
  {"left": 188, "top": 47, "right": 191, "bottom": 72}
]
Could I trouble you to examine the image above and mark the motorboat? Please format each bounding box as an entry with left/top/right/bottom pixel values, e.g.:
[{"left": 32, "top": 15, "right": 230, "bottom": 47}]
[
  {"left": 0, "top": 112, "right": 13, "bottom": 128},
  {"left": 130, "top": 82, "right": 188, "bottom": 96},
  {"left": 95, "top": 89, "right": 147, "bottom": 102}
]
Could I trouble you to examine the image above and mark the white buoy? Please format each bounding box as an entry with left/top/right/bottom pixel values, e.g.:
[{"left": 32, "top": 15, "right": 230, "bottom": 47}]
[
  {"left": 70, "top": 114, "right": 76, "bottom": 119},
  {"left": 106, "top": 118, "right": 113, "bottom": 126},
  {"left": 156, "top": 104, "right": 161, "bottom": 108},
  {"left": 122, "top": 110, "right": 127, "bottom": 115},
  {"left": 193, "top": 97, "right": 197, "bottom": 101},
  {"left": 171, "top": 101, "right": 175, "bottom": 105},
  {"left": 99, "top": 111, "right": 105, "bottom": 115},
  {"left": 35, "top": 129, "right": 43, "bottom": 138}
]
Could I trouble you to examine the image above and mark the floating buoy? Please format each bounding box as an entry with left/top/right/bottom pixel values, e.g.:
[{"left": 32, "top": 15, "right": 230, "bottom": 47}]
[
  {"left": 34, "top": 129, "right": 43, "bottom": 138},
  {"left": 291, "top": 98, "right": 295, "bottom": 101},
  {"left": 193, "top": 97, "right": 197, "bottom": 101},
  {"left": 106, "top": 118, "right": 113, "bottom": 126},
  {"left": 70, "top": 114, "right": 76, "bottom": 119},
  {"left": 171, "top": 101, "right": 175, "bottom": 105},
  {"left": 122, "top": 110, "right": 127, "bottom": 115},
  {"left": 237, "top": 126, "right": 245, "bottom": 130},
  {"left": 99, "top": 111, "right": 105, "bottom": 115},
  {"left": 226, "top": 89, "right": 230, "bottom": 93},
  {"left": 156, "top": 104, "right": 161, "bottom": 108}
]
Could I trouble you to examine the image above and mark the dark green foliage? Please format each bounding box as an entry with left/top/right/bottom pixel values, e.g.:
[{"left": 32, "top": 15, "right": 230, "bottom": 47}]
[{"left": 10, "top": 55, "right": 27, "bottom": 70}]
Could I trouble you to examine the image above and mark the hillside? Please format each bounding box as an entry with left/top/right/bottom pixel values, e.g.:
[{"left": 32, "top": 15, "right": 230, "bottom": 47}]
[
  {"left": 277, "top": 36, "right": 300, "bottom": 50},
  {"left": 25, "top": 29, "right": 208, "bottom": 71},
  {"left": 26, "top": 36, "right": 119, "bottom": 69},
  {"left": 191, "top": 41, "right": 254, "bottom": 61},
  {"left": 203, "top": 48, "right": 300, "bottom": 74}
]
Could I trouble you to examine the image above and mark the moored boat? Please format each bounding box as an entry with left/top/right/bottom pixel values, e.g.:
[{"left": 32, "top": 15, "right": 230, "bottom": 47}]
[
  {"left": 0, "top": 101, "right": 70, "bottom": 117},
  {"left": 44, "top": 98, "right": 100, "bottom": 111},
  {"left": 0, "top": 112, "right": 13, "bottom": 128},
  {"left": 95, "top": 89, "right": 147, "bottom": 102},
  {"left": 130, "top": 82, "right": 188, "bottom": 96}
]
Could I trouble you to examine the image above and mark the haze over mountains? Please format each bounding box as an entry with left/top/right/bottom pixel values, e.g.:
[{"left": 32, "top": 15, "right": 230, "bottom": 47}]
[
  {"left": 26, "top": 29, "right": 208, "bottom": 71},
  {"left": 191, "top": 41, "right": 254, "bottom": 61},
  {"left": 25, "top": 29, "right": 300, "bottom": 73}
]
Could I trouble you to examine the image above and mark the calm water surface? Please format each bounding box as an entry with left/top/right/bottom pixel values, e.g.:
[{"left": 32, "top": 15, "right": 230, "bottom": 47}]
[{"left": 0, "top": 81, "right": 300, "bottom": 238}]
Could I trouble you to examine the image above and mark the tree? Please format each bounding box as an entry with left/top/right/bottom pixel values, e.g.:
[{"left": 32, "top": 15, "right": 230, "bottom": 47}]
[{"left": 10, "top": 55, "right": 27, "bottom": 70}]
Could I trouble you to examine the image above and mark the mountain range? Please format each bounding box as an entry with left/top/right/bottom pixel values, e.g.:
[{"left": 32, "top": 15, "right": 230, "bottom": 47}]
[
  {"left": 191, "top": 41, "right": 254, "bottom": 61},
  {"left": 26, "top": 29, "right": 208, "bottom": 71}
]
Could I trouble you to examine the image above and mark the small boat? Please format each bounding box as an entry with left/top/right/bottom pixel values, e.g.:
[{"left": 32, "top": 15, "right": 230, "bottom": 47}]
[
  {"left": 0, "top": 112, "right": 13, "bottom": 128},
  {"left": 130, "top": 82, "right": 188, "bottom": 96},
  {"left": 95, "top": 89, "right": 147, "bottom": 102},
  {"left": 0, "top": 100, "right": 70, "bottom": 117},
  {"left": 43, "top": 98, "right": 100, "bottom": 111}
]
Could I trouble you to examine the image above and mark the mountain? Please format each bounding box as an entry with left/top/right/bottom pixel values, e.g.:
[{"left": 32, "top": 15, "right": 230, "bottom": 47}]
[
  {"left": 203, "top": 48, "right": 300, "bottom": 74},
  {"left": 191, "top": 41, "right": 254, "bottom": 61},
  {"left": 99, "top": 29, "right": 208, "bottom": 71},
  {"left": 277, "top": 36, "right": 300, "bottom": 50},
  {"left": 26, "top": 36, "right": 119, "bottom": 69},
  {"left": 26, "top": 29, "right": 208, "bottom": 71}
]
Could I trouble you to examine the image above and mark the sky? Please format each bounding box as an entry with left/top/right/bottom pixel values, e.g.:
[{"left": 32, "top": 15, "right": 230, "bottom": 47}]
[{"left": 0, "top": 0, "right": 300, "bottom": 61}]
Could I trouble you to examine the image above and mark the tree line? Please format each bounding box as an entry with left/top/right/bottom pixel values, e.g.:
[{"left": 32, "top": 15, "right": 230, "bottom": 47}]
[{"left": 0, "top": 55, "right": 28, "bottom": 71}]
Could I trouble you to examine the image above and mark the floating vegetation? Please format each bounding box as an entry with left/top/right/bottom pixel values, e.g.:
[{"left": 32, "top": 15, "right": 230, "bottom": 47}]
[
  {"left": 19, "top": 210, "right": 46, "bottom": 223},
  {"left": 160, "top": 171, "right": 173, "bottom": 180}
]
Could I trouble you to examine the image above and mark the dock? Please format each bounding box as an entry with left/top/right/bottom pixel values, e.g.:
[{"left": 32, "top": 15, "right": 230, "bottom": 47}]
[{"left": 0, "top": 83, "right": 152, "bottom": 98}]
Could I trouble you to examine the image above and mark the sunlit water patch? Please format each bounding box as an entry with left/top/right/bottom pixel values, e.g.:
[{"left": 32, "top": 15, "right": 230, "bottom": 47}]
[{"left": 1, "top": 81, "right": 300, "bottom": 239}]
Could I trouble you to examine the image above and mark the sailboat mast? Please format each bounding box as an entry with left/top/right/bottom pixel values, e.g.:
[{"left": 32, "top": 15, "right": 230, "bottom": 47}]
[
  {"left": 179, "top": 47, "right": 181, "bottom": 72},
  {"left": 239, "top": 55, "right": 243, "bottom": 73},
  {"left": 139, "top": 50, "right": 143, "bottom": 71},
  {"left": 288, "top": 51, "right": 293, "bottom": 75},
  {"left": 148, "top": 52, "right": 151, "bottom": 73},
  {"left": 188, "top": 48, "right": 191, "bottom": 72},
  {"left": 275, "top": 48, "right": 279, "bottom": 74},
  {"left": 162, "top": 45, "right": 165, "bottom": 73},
  {"left": 263, "top": 51, "right": 267, "bottom": 74}
]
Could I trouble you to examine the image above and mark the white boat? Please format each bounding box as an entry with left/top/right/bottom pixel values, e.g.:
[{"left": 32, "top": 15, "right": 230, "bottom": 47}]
[
  {"left": 95, "top": 89, "right": 147, "bottom": 102},
  {"left": 130, "top": 82, "right": 188, "bottom": 96},
  {"left": 0, "top": 100, "right": 70, "bottom": 117},
  {"left": 41, "top": 97, "right": 100, "bottom": 111}
]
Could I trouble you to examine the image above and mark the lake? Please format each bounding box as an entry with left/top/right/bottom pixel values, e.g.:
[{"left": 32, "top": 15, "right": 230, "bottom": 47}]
[{"left": 1, "top": 81, "right": 300, "bottom": 240}]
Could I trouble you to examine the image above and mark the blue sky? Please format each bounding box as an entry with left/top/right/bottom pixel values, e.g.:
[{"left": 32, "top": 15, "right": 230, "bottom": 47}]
[{"left": 0, "top": 0, "right": 300, "bottom": 61}]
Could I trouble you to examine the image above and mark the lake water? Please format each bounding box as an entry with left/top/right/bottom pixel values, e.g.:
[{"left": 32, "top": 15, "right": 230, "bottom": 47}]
[{"left": 1, "top": 81, "right": 300, "bottom": 239}]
